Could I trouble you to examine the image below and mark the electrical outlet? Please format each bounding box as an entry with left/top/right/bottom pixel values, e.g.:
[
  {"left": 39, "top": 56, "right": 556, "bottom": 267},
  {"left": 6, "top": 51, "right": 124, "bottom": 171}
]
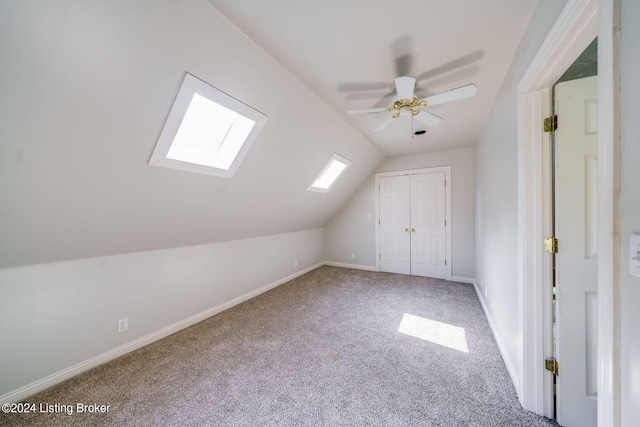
[
  {"left": 118, "top": 318, "right": 128, "bottom": 333},
  {"left": 351, "top": 252, "right": 356, "bottom": 259},
  {"left": 294, "top": 259, "right": 299, "bottom": 267}
]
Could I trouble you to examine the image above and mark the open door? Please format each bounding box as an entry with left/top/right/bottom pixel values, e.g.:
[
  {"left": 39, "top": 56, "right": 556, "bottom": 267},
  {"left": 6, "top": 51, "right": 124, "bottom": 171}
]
[{"left": 553, "top": 75, "right": 598, "bottom": 427}]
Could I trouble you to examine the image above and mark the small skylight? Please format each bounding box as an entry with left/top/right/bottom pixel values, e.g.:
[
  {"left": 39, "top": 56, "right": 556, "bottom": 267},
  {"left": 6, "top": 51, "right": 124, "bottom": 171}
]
[
  {"left": 307, "top": 153, "right": 351, "bottom": 193},
  {"left": 149, "top": 73, "right": 267, "bottom": 178}
]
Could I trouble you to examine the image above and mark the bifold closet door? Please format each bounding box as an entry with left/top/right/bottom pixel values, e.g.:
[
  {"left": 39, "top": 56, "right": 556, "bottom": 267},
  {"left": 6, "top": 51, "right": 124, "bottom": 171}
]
[
  {"left": 379, "top": 175, "right": 411, "bottom": 274},
  {"left": 410, "top": 172, "right": 446, "bottom": 279},
  {"left": 379, "top": 173, "right": 446, "bottom": 278}
]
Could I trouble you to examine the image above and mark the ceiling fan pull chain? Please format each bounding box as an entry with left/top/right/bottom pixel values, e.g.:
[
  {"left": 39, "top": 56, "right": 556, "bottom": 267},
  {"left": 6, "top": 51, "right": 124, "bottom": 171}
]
[{"left": 411, "top": 116, "right": 414, "bottom": 139}]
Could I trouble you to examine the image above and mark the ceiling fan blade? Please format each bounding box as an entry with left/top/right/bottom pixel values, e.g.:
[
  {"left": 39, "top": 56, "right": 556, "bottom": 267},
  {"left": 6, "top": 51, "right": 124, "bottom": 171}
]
[
  {"left": 423, "top": 84, "right": 477, "bottom": 106},
  {"left": 347, "top": 107, "right": 387, "bottom": 115},
  {"left": 374, "top": 117, "right": 395, "bottom": 132},
  {"left": 415, "top": 50, "right": 484, "bottom": 82},
  {"left": 415, "top": 110, "right": 443, "bottom": 127},
  {"left": 338, "top": 82, "right": 391, "bottom": 92},
  {"left": 391, "top": 36, "right": 413, "bottom": 77},
  {"left": 395, "top": 76, "right": 416, "bottom": 100}
]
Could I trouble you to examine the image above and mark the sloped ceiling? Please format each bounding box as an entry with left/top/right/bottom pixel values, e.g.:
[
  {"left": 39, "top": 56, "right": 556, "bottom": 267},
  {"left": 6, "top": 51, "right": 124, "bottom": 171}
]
[
  {"left": 0, "top": 0, "right": 382, "bottom": 268},
  {"left": 0, "top": 1, "right": 539, "bottom": 269},
  {"left": 208, "top": 0, "right": 539, "bottom": 157}
]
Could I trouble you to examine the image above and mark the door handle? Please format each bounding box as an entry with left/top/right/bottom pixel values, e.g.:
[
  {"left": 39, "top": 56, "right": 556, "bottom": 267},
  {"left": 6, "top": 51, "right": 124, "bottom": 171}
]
[
  {"left": 404, "top": 228, "right": 409, "bottom": 232},
  {"left": 411, "top": 228, "right": 416, "bottom": 232}
]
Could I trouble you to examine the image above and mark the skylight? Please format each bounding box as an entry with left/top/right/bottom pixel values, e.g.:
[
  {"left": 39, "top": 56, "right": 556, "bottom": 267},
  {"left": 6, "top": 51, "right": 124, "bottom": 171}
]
[
  {"left": 149, "top": 73, "right": 267, "bottom": 178},
  {"left": 166, "top": 93, "right": 256, "bottom": 170},
  {"left": 307, "top": 153, "right": 351, "bottom": 193}
]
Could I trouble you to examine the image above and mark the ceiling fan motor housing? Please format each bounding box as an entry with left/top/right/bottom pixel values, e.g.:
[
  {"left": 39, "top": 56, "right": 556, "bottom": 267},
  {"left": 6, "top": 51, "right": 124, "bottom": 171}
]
[{"left": 389, "top": 98, "right": 427, "bottom": 118}]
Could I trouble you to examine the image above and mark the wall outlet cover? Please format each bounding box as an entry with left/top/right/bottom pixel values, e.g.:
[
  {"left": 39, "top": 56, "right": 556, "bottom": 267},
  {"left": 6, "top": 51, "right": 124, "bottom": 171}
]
[
  {"left": 118, "top": 318, "right": 128, "bottom": 333},
  {"left": 630, "top": 233, "right": 640, "bottom": 278}
]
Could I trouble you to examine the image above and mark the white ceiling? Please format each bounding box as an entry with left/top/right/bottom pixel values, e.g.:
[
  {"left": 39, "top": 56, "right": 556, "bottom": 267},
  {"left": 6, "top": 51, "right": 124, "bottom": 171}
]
[{"left": 208, "top": 0, "right": 539, "bottom": 157}]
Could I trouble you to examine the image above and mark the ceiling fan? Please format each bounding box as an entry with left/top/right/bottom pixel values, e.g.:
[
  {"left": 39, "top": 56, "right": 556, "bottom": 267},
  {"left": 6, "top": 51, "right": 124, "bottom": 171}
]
[{"left": 347, "top": 76, "right": 477, "bottom": 132}]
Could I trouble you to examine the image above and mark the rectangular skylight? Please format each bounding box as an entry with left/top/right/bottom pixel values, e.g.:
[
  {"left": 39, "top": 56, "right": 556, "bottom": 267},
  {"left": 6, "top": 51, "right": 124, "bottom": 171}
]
[
  {"left": 307, "top": 153, "right": 351, "bottom": 193},
  {"left": 166, "top": 93, "right": 256, "bottom": 170},
  {"left": 149, "top": 73, "right": 267, "bottom": 178}
]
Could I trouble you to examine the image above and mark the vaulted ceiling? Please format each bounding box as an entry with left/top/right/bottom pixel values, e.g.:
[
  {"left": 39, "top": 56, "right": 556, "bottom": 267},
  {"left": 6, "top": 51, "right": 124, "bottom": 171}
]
[
  {"left": 208, "top": 0, "right": 539, "bottom": 156},
  {"left": 0, "top": 0, "right": 538, "bottom": 268}
]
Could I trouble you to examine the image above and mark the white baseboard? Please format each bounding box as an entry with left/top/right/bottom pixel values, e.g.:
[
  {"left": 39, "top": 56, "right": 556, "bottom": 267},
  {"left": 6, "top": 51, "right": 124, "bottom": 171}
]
[
  {"left": 323, "top": 261, "right": 377, "bottom": 272},
  {"left": 0, "top": 262, "right": 323, "bottom": 404},
  {"left": 471, "top": 279, "right": 520, "bottom": 394},
  {"left": 451, "top": 276, "right": 475, "bottom": 284}
]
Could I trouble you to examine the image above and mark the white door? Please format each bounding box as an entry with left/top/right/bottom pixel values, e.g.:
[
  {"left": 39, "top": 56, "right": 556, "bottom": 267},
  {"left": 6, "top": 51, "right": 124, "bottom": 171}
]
[
  {"left": 379, "top": 175, "right": 411, "bottom": 274},
  {"left": 554, "top": 75, "right": 598, "bottom": 427},
  {"left": 379, "top": 172, "right": 447, "bottom": 278},
  {"left": 411, "top": 172, "right": 447, "bottom": 278}
]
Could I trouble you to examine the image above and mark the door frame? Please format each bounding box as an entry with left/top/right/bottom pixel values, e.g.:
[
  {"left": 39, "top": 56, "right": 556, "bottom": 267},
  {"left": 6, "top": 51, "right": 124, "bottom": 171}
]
[
  {"left": 517, "top": 0, "right": 620, "bottom": 425},
  {"left": 375, "top": 166, "right": 452, "bottom": 281}
]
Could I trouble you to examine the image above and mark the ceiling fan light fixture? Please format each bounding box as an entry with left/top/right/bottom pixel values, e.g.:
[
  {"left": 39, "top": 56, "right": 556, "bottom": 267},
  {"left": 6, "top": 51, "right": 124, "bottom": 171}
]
[{"left": 345, "top": 77, "right": 477, "bottom": 132}]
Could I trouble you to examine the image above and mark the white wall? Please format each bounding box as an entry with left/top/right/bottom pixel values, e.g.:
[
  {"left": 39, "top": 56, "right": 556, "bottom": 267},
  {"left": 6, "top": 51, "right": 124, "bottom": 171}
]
[
  {"left": 473, "top": 0, "right": 568, "bottom": 389},
  {"left": 323, "top": 175, "right": 378, "bottom": 270},
  {"left": 620, "top": 0, "right": 640, "bottom": 422},
  {"left": 0, "top": 228, "right": 324, "bottom": 400},
  {"left": 325, "top": 147, "right": 475, "bottom": 279},
  {"left": 0, "top": 0, "right": 381, "bottom": 269}
]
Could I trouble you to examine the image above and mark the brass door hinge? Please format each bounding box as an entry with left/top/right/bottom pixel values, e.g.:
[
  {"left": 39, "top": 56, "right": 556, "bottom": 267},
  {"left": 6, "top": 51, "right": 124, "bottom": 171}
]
[
  {"left": 545, "top": 358, "right": 559, "bottom": 376},
  {"left": 544, "top": 115, "right": 558, "bottom": 132},
  {"left": 544, "top": 237, "right": 558, "bottom": 254}
]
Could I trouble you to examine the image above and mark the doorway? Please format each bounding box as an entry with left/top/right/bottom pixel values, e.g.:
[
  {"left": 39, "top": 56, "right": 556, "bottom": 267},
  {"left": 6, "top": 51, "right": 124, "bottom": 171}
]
[
  {"left": 375, "top": 166, "right": 452, "bottom": 280},
  {"left": 515, "top": 0, "right": 620, "bottom": 424}
]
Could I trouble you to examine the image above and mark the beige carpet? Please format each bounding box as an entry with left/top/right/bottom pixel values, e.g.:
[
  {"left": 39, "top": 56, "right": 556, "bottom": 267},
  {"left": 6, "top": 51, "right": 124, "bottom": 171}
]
[{"left": 1, "top": 266, "right": 558, "bottom": 426}]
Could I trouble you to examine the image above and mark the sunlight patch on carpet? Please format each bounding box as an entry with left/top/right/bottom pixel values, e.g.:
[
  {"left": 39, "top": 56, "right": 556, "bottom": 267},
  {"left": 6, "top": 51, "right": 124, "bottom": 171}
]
[{"left": 398, "top": 313, "right": 469, "bottom": 353}]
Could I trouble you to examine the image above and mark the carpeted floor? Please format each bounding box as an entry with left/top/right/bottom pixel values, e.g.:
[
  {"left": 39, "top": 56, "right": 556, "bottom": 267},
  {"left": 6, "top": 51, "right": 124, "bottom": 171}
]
[{"left": 2, "top": 266, "right": 558, "bottom": 426}]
